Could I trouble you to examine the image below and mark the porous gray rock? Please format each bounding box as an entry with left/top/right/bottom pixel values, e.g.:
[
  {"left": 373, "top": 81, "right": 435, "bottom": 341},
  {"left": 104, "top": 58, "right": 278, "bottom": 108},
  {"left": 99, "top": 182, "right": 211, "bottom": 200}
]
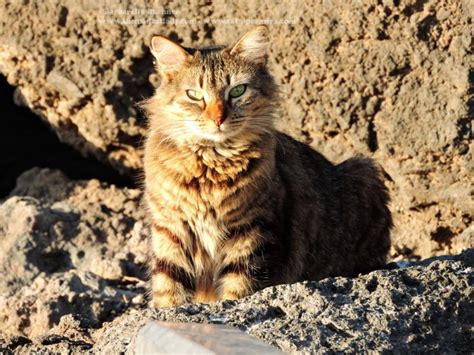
[
  {"left": 5, "top": 250, "right": 473, "bottom": 354},
  {"left": 0, "top": 0, "right": 472, "bottom": 259},
  {"left": 92, "top": 249, "right": 474, "bottom": 354}
]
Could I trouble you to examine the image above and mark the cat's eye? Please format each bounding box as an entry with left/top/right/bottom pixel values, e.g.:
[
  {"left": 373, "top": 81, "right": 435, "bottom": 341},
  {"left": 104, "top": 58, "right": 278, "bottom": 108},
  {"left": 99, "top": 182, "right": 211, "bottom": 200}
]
[
  {"left": 229, "top": 84, "right": 247, "bottom": 98},
  {"left": 186, "top": 89, "right": 204, "bottom": 101}
]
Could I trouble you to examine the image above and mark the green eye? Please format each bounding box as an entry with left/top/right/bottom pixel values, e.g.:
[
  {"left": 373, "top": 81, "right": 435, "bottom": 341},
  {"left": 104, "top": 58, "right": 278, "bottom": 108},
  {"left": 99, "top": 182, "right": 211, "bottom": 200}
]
[
  {"left": 186, "top": 89, "right": 204, "bottom": 101},
  {"left": 229, "top": 84, "right": 247, "bottom": 98}
]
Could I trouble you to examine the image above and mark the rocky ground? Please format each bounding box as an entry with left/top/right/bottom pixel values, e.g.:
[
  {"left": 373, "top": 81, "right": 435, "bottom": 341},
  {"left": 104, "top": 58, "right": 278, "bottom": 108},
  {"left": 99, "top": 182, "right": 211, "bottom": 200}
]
[
  {"left": 0, "top": 169, "right": 148, "bottom": 339},
  {"left": 0, "top": 0, "right": 472, "bottom": 353}
]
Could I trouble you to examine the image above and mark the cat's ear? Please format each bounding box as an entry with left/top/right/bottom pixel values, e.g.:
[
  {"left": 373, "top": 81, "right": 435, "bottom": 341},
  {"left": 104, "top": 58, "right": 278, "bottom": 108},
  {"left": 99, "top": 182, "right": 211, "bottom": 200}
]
[
  {"left": 150, "top": 36, "right": 190, "bottom": 72},
  {"left": 229, "top": 25, "right": 269, "bottom": 65}
]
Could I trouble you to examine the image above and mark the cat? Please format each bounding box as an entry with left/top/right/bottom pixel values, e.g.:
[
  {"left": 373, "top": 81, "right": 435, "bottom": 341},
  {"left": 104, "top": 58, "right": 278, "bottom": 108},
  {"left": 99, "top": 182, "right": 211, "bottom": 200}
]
[{"left": 142, "top": 25, "right": 392, "bottom": 308}]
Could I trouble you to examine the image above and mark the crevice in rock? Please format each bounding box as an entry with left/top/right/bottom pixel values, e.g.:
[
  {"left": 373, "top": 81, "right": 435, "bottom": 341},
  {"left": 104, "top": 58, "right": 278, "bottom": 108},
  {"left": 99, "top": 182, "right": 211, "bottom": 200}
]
[
  {"left": 365, "top": 277, "right": 378, "bottom": 293},
  {"left": 468, "top": 68, "right": 474, "bottom": 116},
  {"left": 409, "top": 202, "right": 438, "bottom": 211},
  {"left": 416, "top": 14, "right": 437, "bottom": 43},
  {"left": 104, "top": 54, "right": 155, "bottom": 124},
  {"left": 431, "top": 226, "right": 455, "bottom": 247},
  {"left": 389, "top": 64, "right": 412, "bottom": 78},
  {"left": 367, "top": 120, "right": 378, "bottom": 152},
  {"left": 203, "top": 22, "right": 215, "bottom": 40},
  {"left": 0, "top": 75, "right": 137, "bottom": 198},
  {"left": 4, "top": 336, "right": 32, "bottom": 351},
  {"left": 402, "top": 0, "right": 429, "bottom": 17}
]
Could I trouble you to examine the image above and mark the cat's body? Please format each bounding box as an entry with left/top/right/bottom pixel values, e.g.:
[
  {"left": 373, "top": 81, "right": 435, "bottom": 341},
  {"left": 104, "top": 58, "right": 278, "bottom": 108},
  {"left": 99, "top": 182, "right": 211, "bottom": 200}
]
[{"left": 143, "top": 26, "right": 392, "bottom": 307}]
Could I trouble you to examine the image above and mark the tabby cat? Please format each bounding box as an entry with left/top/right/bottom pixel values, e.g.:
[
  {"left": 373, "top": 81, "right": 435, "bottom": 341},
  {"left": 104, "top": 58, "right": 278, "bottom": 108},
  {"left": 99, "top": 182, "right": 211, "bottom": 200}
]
[{"left": 143, "top": 26, "right": 392, "bottom": 307}]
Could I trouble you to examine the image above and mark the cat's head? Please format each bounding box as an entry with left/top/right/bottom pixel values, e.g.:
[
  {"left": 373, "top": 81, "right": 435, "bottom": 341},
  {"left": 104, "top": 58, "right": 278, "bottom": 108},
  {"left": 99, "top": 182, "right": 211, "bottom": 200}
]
[{"left": 145, "top": 26, "right": 278, "bottom": 145}]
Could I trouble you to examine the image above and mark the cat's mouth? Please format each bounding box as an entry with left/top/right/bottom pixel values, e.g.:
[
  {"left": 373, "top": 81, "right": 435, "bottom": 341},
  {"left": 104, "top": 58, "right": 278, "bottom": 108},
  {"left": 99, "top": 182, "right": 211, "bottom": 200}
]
[
  {"left": 209, "top": 124, "right": 225, "bottom": 134},
  {"left": 202, "top": 127, "right": 232, "bottom": 142},
  {"left": 185, "top": 120, "right": 238, "bottom": 143}
]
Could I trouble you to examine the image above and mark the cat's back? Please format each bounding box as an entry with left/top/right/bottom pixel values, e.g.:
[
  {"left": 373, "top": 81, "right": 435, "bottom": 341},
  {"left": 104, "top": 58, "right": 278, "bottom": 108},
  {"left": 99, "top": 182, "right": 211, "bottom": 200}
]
[
  {"left": 274, "top": 132, "right": 335, "bottom": 195},
  {"left": 273, "top": 131, "right": 391, "bottom": 278},
  {"left": 274, "top": 131, "right": 389, "bottom": 204}
]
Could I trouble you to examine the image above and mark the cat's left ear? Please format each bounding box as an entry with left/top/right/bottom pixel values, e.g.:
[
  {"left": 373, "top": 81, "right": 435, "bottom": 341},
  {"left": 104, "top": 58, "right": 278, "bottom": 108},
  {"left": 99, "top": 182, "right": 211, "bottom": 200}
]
[
  {"left": 150, "top": 35, "right": 191, "bottom": 72},
  {"left": 229, "top": 25, "right": 269, "bottom": 65}
]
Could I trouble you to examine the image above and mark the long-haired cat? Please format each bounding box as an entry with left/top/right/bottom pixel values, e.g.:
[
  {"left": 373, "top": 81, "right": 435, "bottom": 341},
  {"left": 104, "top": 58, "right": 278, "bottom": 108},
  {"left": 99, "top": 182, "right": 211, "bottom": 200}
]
[{"left": 143, "top": 26, "right": 392, "bottom": 307}]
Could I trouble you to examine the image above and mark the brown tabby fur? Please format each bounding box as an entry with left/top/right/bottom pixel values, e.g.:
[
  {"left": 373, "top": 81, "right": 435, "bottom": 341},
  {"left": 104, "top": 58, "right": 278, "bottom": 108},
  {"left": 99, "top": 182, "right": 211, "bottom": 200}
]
[{"left": 143, "top": 26, "right": 392, "bottom": 307}]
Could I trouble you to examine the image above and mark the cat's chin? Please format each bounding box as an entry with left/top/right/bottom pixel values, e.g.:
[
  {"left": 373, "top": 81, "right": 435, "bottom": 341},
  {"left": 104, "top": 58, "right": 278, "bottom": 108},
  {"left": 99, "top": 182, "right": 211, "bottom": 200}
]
[
  {"left": 190, "top": 125, "right": 241, "bottom": 144},
  {"left": 183, "top": 123, "right": 266, "bottom": 146},
  {"left": 196, "top": 131, "right": 233, "bottom": 144},
  {"left": 190, "top": 127, "right": 268, "bottom": 146},
  {"left": 181, "top": 121, "right": 235, "bottom": 144}
]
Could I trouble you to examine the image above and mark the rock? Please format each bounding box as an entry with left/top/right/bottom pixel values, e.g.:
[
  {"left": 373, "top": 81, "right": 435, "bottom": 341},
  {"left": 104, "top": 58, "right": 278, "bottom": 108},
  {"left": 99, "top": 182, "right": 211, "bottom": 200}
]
[
  {"left": 135, "top": 322, "right": 283, "bottom": 354},
  {"left": 0, "top": 168, "right": 149, "bottom": 338},
  {"left": 94, "top": 249, "right": 474, "bottom": 354},
  {"left": 5, "top": 250, "right": 473, "bottom": 354},
  {"left": 46, "top": 70, "right": 84, "bottom": 101},
  {"left": 0, "top": 0, "right": 471, "bottom": 259},
  {"left": 0, "top": 270, "right": 134, "bottom": 339}
]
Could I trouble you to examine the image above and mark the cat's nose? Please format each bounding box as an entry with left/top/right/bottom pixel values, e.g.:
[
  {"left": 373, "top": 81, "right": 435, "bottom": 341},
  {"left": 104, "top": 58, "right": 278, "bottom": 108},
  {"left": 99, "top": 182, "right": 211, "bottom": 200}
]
[{"left": 206, "top": 100, "right": 225, "bottom": 127}]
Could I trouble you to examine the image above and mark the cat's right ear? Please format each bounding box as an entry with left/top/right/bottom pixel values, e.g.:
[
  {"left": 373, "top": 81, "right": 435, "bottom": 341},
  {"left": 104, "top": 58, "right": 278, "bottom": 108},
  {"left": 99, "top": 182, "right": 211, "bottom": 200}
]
[
  {"left": 229, "top": 25, "right": 270, "bottom": 65},
  {"left": 150, "top": 36, "right": 190, "bottom": 73}
]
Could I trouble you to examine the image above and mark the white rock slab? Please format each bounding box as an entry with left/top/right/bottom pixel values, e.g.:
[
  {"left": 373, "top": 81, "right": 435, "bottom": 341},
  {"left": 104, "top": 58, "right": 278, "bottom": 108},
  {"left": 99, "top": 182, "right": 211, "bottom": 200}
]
[{"left": 135, "top": 321, "right": 283, "bottom": 354}]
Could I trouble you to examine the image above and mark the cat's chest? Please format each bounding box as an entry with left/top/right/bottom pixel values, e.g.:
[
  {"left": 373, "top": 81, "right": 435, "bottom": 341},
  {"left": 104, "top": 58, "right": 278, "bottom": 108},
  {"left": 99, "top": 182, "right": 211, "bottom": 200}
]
[
  {"left": 183, "top": 188, "right": 228, "bottom": 261},
  {"left": 190, "top": 211, "right": 224, "bottom": 258},
  {"left": 182, "top": 173, "right": 233, "bottom": 258},
  {"left": 162, "top": 148, "right": 252, "bottom": 258}
]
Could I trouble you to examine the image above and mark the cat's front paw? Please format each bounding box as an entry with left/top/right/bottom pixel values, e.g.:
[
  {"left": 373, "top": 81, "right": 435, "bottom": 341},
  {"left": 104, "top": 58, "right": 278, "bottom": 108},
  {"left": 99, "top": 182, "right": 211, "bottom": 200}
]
[
  {"left": 218, "top": 274, "right": 253, "bottom": 301},
  {"left": 193, "top": 288, "right": 218, "bottom": 304},
  {"left": 150, "top": 274, "right": 190, "bottom": 308},
  {"left": 151, "top": 292, "right": 188, "bottom": 308},
  {"left": 220, "top": 291, "right": 243, "bottom": 301}
]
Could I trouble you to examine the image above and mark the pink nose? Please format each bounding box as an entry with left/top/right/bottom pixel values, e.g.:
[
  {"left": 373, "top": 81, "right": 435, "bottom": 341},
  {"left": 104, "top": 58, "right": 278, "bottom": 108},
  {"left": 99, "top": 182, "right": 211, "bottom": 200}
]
[
  {"left": 214, "top": 117, "right": 223, "bottom": 126},
  {"left": 206, "top": 100, "right": 224, "bottom": 126}
]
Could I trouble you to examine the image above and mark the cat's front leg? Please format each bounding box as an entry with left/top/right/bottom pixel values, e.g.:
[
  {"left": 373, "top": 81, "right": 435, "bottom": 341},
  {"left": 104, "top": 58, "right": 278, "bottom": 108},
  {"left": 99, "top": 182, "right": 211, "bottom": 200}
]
[
  {"left": 150, "top": 223, "right": 195, "bottom": 308},
  {"left": 216, "top": 266, "right": 254, "bottom": 300},
  {"left": 216, "top": 225, "right": 265, "bottom": 300}
]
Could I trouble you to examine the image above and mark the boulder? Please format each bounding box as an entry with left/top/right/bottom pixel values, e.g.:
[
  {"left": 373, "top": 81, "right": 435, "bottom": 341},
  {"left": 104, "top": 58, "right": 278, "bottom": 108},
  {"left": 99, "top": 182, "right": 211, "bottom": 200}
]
[
  {"left": 0, "top": 168, "right": 148, "bottom": 338},
  {"left": 96, "top": 249, "right": 474, "bottom": 354}
]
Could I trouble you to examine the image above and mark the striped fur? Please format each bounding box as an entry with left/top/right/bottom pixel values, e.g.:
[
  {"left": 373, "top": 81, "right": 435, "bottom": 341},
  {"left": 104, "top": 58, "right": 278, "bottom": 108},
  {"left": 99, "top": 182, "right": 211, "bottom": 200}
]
[{"left": 143, "top": 26, "right": 392, "bottom": 308}]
